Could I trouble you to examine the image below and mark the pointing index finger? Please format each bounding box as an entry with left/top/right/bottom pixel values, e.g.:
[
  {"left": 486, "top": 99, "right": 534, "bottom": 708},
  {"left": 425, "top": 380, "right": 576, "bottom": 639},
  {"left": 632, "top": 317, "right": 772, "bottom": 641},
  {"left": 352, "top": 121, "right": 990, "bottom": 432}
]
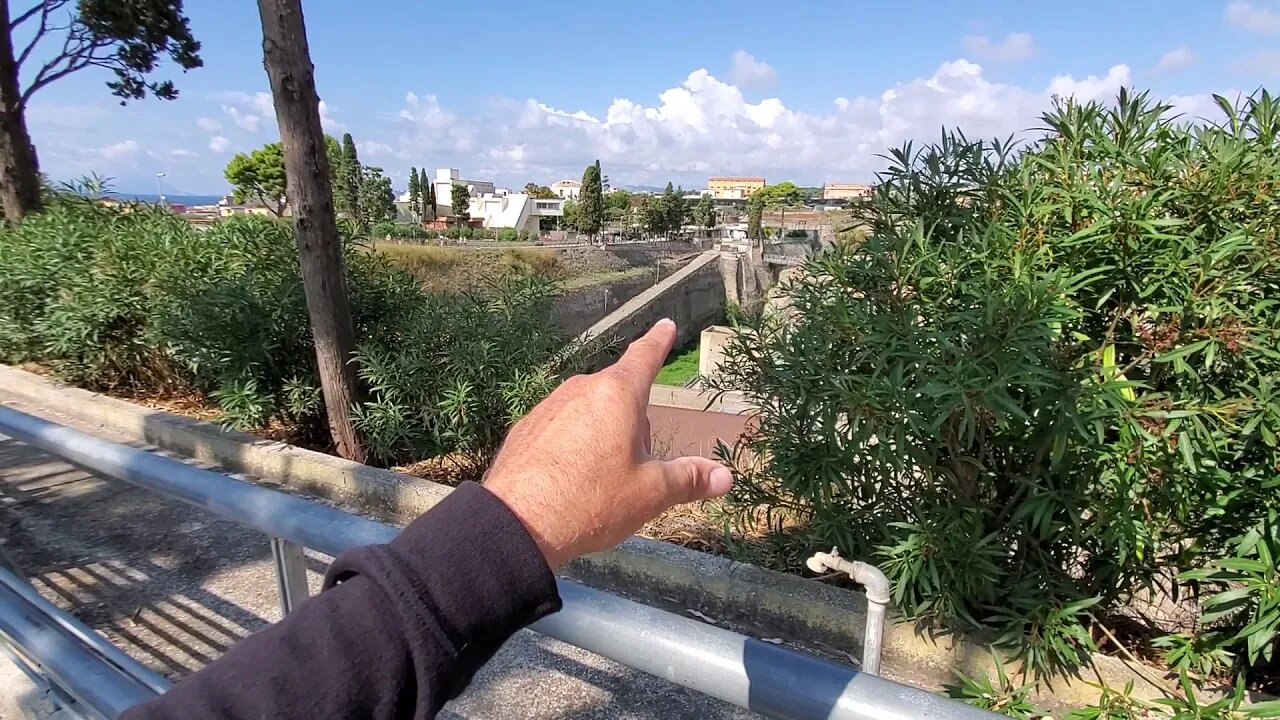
[{"left": 606, "top": 318, "right": 678, "bottom": 396}]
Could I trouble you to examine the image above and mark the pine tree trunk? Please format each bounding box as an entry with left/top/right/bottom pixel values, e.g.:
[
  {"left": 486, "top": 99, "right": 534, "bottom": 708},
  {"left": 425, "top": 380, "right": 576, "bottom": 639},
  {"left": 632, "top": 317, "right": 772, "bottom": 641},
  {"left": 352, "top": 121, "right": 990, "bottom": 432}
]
[
  {"left": 257, "top": 0, "right": 365, "bottom": 463},
  {"left": 0, "top": 1, "right": 43, "bottom": 223}
]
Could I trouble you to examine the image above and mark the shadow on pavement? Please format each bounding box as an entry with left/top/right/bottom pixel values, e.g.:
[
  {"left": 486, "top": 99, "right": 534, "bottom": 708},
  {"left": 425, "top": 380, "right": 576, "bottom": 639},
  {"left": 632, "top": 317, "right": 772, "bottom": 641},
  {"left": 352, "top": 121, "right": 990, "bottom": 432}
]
[
  {"left": 0, "top": 427, "right": 760, "bottom": 718},
  {"left": 0, "top": 435, "right": 272, "bottom": 679}
]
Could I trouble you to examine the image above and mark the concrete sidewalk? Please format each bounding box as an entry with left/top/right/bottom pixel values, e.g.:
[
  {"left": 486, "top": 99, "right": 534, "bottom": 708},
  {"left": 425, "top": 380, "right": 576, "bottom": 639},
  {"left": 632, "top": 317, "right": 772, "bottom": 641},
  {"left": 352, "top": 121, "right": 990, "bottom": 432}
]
[{"left": 0, "top": 393, "right": 754, "bottom": 719}]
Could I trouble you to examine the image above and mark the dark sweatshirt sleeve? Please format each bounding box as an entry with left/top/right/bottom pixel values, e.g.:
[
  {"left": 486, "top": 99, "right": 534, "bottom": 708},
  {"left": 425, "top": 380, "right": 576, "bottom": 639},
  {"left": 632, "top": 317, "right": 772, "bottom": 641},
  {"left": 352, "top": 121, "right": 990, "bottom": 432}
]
[{"left": 122, "top": 482, "right": 563, "bottom": 720}]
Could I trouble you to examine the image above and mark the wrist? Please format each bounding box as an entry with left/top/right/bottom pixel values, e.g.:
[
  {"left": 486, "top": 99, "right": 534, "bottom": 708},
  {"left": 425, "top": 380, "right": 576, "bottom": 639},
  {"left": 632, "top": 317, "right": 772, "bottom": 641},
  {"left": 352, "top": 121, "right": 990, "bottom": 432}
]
[{"left": 485, "top": 482, "right": 571, "bottom": 570}]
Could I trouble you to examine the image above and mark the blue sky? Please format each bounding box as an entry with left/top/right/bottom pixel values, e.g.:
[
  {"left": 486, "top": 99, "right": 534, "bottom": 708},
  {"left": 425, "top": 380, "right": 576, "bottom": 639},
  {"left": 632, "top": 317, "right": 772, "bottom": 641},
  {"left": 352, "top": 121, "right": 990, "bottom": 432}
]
[{"left": 16, "top": 0, "right": 1280, "bottom": 194}]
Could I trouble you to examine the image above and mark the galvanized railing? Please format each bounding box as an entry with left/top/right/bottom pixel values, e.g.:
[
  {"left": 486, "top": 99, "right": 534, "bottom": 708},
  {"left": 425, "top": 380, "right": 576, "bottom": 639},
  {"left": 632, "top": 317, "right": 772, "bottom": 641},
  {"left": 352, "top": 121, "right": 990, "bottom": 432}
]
[{"left": 0, "top": 405, "right": 997, "bottom": 719}]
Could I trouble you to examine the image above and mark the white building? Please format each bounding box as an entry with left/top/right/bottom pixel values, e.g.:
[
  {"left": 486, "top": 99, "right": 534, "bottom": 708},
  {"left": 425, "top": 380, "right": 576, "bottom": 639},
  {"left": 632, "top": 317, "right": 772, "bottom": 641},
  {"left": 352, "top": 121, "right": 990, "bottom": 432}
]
[
  {"left": 551, "top": 179, "right": 581, "bottom": 200},
  {"left": 431, "top": 168, "right": 495, "bottom": 207},
  {"left": 469, "top": 192, "right": 564, "bottom": 234}
]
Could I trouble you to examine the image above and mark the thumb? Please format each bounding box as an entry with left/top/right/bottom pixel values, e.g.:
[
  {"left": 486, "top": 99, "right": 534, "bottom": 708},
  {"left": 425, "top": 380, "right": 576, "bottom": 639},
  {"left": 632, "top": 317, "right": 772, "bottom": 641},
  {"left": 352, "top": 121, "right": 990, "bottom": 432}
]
[{"left": 656, "top": 456, "right": 734, "bottom": 506}]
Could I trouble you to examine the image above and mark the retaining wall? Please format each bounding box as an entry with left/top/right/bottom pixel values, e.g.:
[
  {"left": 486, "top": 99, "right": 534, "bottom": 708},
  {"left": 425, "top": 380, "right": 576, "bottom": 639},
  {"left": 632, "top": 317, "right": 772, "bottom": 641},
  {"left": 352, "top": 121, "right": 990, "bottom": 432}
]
[
  {"left": 551, "top": 275, "right": 656, "bottom": 337},
  {"left": 579, "top": 250, "right": 725, "bottom": 351}
]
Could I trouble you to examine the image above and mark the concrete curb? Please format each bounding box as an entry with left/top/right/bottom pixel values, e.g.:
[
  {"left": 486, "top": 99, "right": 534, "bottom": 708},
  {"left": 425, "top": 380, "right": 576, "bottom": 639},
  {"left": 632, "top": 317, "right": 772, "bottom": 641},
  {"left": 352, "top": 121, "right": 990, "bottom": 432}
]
[
  {"left": 0, "top": 366, "right": 452, "bottom": 520},
  {"left": 0, "top": 364, "right": 1175, "bottom": 710}
]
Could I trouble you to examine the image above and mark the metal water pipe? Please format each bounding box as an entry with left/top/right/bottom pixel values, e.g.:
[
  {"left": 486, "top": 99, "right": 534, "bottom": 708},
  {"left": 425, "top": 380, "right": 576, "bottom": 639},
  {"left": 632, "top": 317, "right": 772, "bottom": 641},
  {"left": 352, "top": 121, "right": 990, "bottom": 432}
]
[{"left": 806, "top": 547, "right": 891, "bottom": 676}]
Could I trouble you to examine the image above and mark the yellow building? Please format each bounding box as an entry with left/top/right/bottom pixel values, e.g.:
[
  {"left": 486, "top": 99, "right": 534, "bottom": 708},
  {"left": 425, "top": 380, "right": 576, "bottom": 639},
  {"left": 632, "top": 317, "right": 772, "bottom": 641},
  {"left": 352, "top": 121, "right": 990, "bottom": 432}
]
[
  {"left": 708, "top": 176, "right": 766, "bottom": 200},
  {"left": 822, "top": 183, "right": 873, "bottom": 200}
]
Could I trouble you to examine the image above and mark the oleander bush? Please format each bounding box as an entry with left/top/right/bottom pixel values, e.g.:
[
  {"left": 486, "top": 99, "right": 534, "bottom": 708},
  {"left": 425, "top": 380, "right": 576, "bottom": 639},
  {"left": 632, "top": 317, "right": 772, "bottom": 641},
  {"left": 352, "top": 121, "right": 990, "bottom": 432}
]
[
  {"left": 711, "top": 88, "right": 1280, "bottom": 688},
  {"left": 0, "top": 197, "right": 585, "bottom": 465}
]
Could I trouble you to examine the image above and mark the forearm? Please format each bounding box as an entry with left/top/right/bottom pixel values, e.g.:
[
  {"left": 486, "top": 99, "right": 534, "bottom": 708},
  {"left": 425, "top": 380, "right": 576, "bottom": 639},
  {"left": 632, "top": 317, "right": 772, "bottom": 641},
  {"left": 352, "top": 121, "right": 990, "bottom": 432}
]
[{"left": 123, "top": 483, "right": 561, "bottom": 720}]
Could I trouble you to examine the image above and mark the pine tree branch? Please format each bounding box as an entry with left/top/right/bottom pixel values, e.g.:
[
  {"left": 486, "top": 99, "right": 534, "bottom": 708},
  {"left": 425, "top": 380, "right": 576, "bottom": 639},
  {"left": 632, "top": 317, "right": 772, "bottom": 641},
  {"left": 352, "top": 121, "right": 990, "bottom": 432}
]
[
  {"left": 20, "top": 28, "right": 113, "bottom": 104},
  {"left": 8, "top": 0, "right": 47, "bottom": 31}
]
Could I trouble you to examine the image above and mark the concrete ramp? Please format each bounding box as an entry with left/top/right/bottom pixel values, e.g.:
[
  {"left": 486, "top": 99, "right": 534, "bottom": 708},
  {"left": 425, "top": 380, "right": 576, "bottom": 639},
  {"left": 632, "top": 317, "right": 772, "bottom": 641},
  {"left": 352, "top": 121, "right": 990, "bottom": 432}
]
[{"left": 577, "top": 250, "right": 724, "bottom": 351}]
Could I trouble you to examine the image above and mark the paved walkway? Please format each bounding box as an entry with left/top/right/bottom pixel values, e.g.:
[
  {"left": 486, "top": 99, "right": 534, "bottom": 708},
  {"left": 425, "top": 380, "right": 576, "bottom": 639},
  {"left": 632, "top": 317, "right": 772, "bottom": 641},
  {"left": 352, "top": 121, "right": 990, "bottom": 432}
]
[{"left": 0, "top": 394, "right": 754, "bottom": 719}]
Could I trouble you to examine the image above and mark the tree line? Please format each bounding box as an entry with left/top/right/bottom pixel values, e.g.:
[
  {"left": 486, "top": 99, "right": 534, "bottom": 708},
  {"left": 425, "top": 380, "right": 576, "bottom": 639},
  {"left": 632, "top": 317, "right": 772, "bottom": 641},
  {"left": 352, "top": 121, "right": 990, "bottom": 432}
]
[
  {"left": 557, "top": 167, "right": 717, "bottom": 240},
  {"left": 224, "top": 132, "right": 410, "bottom": 230}
]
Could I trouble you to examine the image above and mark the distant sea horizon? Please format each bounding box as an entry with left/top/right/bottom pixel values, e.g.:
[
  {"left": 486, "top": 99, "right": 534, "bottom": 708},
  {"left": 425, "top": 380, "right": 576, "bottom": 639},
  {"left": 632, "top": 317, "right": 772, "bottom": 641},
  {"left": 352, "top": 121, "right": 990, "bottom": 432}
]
[{"left": 116, "top": 192, "right": 224, "bottom": 206}]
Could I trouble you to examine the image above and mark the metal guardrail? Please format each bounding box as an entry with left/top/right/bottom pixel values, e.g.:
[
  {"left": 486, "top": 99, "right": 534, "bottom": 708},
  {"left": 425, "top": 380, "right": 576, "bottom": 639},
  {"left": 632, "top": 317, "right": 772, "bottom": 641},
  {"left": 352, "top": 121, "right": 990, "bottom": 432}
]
[
  {"left": 0, "top": 405, "right": 997, "bottom": 720},
  {"left": 0, "top": 566, "right": 169, "bottom": 719}
]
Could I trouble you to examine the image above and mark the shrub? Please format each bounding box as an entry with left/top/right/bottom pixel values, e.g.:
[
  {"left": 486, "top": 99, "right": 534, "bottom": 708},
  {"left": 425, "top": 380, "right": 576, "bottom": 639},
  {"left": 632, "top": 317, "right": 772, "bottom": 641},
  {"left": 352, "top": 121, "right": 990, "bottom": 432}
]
[
  {"left": 0, "top": 200, "right": 190, "bottom": 389},
  {"left": 711, "top": 89, "right": 1280, "bottom": 679},
  {"left": 0, "top": 204, "right": 587, "bottom": 466},
  {"left": 352, "top": 275, "right": 591, "bottom": 470},
  {"left": 370, "top": 223, "right": 433, "bottom": 241},
  {"left": 498, "top": 228, "right": 519, "bottom": 242}
]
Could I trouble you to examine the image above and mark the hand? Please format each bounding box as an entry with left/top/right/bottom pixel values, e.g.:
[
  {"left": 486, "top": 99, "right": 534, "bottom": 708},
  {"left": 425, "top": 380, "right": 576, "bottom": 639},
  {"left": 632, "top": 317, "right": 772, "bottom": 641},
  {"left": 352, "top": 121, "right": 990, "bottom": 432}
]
[{"left": 484, "top": 319, "right": 734, "bottom": 569}]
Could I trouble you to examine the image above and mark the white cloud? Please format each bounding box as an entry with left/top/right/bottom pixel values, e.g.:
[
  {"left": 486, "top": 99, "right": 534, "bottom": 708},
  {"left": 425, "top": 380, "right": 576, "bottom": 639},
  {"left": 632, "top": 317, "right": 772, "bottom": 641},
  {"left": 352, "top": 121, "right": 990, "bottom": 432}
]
[
  {"left": 1236, "top": 48, "right": 1280, "bottom": 75},
  {"left": 1156, "top": 46, "right": 1197, "bottom": 72},
  {"left": 99, "top": 140, "right": 139, "bottom": 159},
  {"left": 962, "top": 32, "right": 1036, "bottom": 62},
  {"left": 170, "top": 148, "right": 198, "bottom": 158},
  {"left": 318, "top": 100, "right": 346, "bottom": 132},
  {"left": 216, "top": 91, "right": 275, "bottom": 116},
  {"left": 728, "top": 50, "right": 778, "bottom": 89},
  {"left": 1225, "top": 1, "right": 1280, "bottom": 32},
  {"left": 396, "top": 91, "right": 476, "bottom": 156},
  {"left": 386, "top": 59, "right": 1162, "bottom": 186},
  {"left": 195, "top": 117, "right": 222, "bottom": 132},
  {"left": 359, "top": 140, "right": 393, "bottom": 156},
  {"left": 1047, "top": 64, "right": 1131, "bottom": 102},
  {"left": 1167, "top": 91, "right": 1238, "bottom": 124},
  {"left": 223, "top": 106, "right": 263, "bottom": 132},
  {"left": 26, "top": 102, "right": 106, "bottom": 131},
  {"left": 218, "top": 91, "right": 275, "bottom": 133},
  {"left": 34, "top": 59, "right": 1216, "bottom": 193}
]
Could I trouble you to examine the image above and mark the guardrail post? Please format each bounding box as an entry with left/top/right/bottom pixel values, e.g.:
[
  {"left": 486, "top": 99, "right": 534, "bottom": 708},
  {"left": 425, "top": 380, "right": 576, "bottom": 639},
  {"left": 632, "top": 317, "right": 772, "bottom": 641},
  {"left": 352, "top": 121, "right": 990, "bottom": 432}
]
[{"left": 270, "top": 537, "right": 310, "bottom": 615}]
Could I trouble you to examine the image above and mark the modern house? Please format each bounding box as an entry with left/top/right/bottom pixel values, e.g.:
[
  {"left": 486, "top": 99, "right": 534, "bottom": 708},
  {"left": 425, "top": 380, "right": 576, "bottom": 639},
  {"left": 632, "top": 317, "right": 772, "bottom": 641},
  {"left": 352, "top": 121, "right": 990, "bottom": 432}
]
[
  {"left": 708, "top": 176, "right": 766, "bottom": 200},
  {"left": 431, "top": 168, "right": 495, "bottom": 206},
  {"left": 551, "top": 180, "right": 581, "bottom": 200},
  {"left": 468, "top": 191, "right": 564, "bottom": 234}
]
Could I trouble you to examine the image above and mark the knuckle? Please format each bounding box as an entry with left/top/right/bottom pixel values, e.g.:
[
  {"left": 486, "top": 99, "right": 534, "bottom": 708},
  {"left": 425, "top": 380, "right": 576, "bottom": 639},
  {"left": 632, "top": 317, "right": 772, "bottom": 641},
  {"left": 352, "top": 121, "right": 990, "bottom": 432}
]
[
  {"left": 591, "top": 377, "right": 627, "bottom": 403},
  {"left": 560, "top": 374, "right": 589, "bottom": 392}
]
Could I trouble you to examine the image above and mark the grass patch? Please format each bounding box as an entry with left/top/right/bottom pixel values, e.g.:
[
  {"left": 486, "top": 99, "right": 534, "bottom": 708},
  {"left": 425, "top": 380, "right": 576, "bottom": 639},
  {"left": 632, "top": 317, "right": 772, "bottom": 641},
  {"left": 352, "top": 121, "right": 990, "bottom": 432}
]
[
  {"left": 559, "top": 266, "right": 653, "bottom": 292},
  {"left": 655, "top": 343, "right": 700, "bottom": 386},
  {"left": 374, "top": 242, "right": 561, "bottom": 293}
]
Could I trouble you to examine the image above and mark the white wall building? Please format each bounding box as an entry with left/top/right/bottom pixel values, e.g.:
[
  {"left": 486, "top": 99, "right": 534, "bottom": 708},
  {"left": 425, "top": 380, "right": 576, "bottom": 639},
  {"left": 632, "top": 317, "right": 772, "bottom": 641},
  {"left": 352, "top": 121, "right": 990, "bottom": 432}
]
[
  {"left": 468, "top": 192, "right": 564, "bottom": 234},
  {"left": 432, "top": 168, "right": 495, "bottom": 209},
  {"left": 551, "top": 179, "right": 581, "bottom": 200}
]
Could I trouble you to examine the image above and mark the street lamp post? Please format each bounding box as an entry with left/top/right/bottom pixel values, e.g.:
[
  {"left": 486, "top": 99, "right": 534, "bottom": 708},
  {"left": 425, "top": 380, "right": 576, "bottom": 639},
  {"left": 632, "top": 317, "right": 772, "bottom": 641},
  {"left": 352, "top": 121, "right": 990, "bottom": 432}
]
[{"left": 155, "top": 173, "right": 167, "bottom": 205}]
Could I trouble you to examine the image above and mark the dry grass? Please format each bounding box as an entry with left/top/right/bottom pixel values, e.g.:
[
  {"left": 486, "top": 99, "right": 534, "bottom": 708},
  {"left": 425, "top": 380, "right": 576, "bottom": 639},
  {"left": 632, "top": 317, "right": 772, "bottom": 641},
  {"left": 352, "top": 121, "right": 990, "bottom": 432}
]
[
  {"left": 559, "top": 266, "right": 653, "bottom": 291},
  {"left": 642, "top": 501, "right": 731, "bottom": 553},
  {"left": 394, "top": 454, "right": 484, "bottom": 485},
  {"left": 372, "top": 243, "right": 564, "bottom": 293},
  {"left": 641, "top": 494, "right": 818, "bottom": 575}
]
